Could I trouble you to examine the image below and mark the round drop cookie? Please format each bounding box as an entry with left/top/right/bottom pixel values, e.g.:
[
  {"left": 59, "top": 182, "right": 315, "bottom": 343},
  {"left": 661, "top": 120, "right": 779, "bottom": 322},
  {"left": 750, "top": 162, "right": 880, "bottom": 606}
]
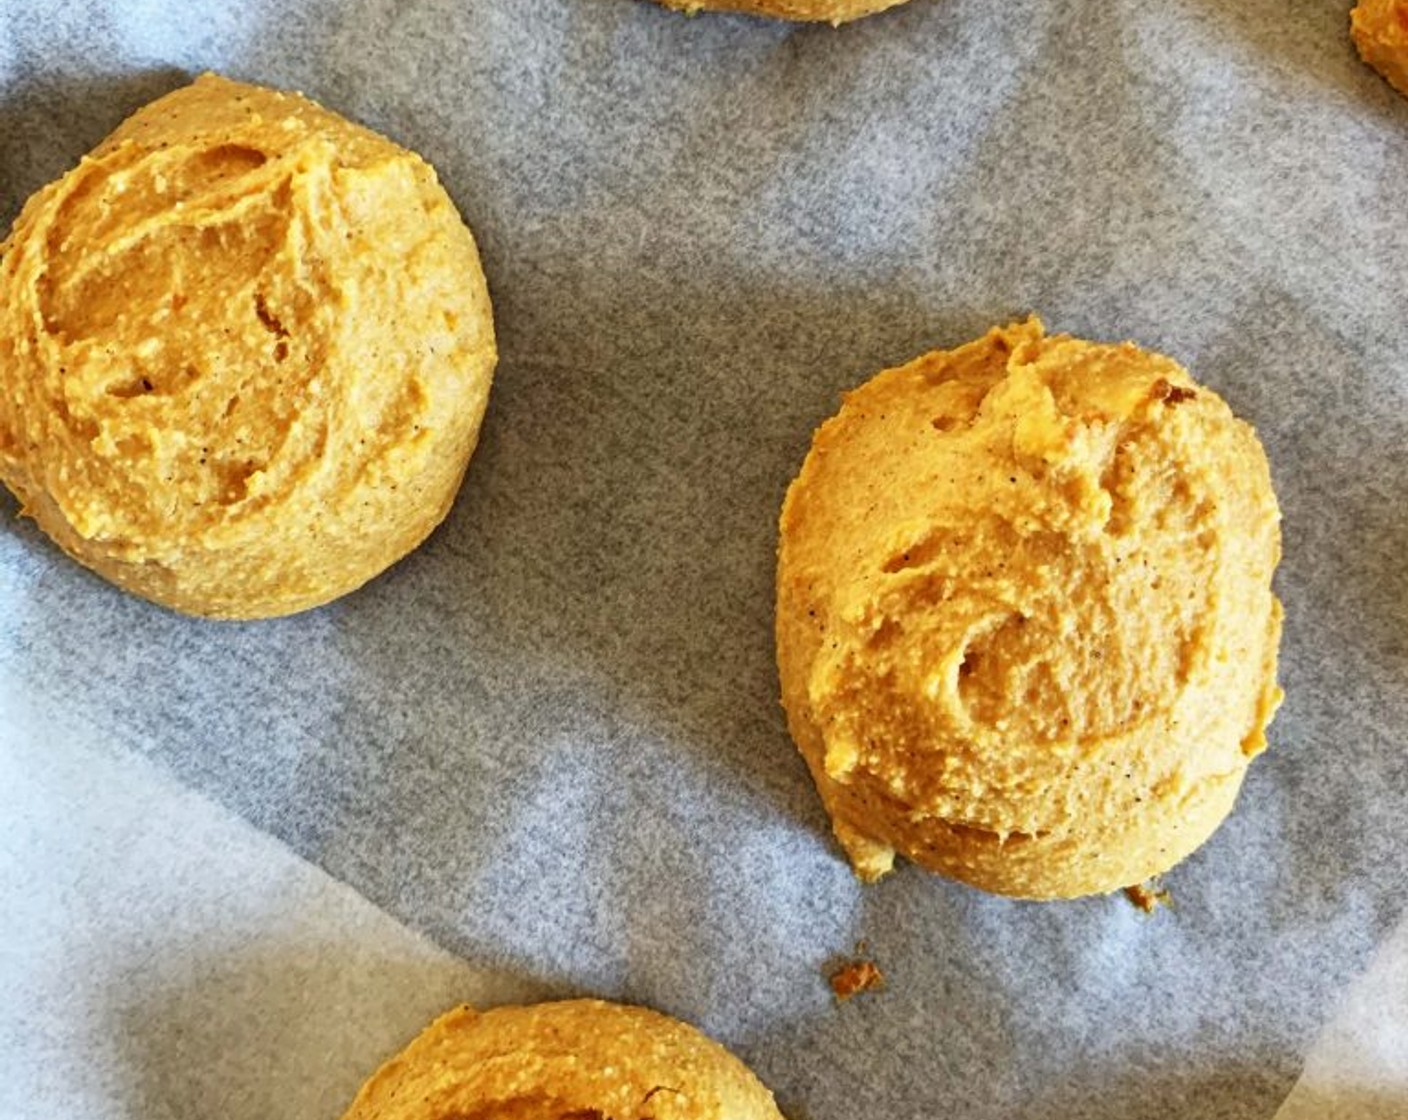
[
  {"left": 339, "top": 1000, "right": 786, "bottom": 1120},
  {"left": 0, "top": 73, "right": 496, "bottom": 618},
  {"left": 654, "top": 0, "right": 910, "bottom": 24},
  {"left": 776, "top": 318, "right": 1283, "bottom": 899},
  {"left": 1352, "top": 0, "right": 1408, "bottom": 96}
]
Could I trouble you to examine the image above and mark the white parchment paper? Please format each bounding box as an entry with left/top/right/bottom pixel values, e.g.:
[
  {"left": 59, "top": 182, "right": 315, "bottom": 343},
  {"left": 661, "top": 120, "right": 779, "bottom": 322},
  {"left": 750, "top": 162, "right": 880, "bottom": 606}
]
[{"left": 3, "top": 1, "right": 1407, "bottom": 1117}]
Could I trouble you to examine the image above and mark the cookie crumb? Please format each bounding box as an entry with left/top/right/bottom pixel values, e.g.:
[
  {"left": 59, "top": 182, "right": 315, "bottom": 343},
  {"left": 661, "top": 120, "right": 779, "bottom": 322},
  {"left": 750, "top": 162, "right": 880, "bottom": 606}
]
[
  {"left": 828, "top": 958, "right": 885, "bottom": 1001},
  {"left": 1124, "top": 880, "right": 1173, "bottom": 914}
]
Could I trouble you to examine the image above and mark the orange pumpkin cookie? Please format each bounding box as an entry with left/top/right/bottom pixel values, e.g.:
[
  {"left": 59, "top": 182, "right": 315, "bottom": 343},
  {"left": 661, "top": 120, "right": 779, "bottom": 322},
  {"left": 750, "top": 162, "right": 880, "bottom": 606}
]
[
  {"left": 0, "top": 74, "right": 495, "bottom": 618},
  {"left": 776, "top": 318, "right": 1283, "bottom": 899},
  {"left": 340, "top": 1001, "right": 785, "bottom": 1120}
]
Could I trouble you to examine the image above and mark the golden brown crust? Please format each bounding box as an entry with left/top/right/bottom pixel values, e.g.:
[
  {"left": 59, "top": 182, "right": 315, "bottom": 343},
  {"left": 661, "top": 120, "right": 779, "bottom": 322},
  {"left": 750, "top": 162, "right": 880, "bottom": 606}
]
[
  {"left": 652, "top": 0, "right": 911, "bottom": 25},
  {"left": 339, "top": 1001, "right": 785, "bottom": 1120},
  {"left": 776, "top": 318, "right": 1283, "bottom": 899},
  {"left": 0, "top": 73, "right": 496, "bottom": 618},
  {"left": 1352, "top": 0, "right": 1408, "bottom": 97}
]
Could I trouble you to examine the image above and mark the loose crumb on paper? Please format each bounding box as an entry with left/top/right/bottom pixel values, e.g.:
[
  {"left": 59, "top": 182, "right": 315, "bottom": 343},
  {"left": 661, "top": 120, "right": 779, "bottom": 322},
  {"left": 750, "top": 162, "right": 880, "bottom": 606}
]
[
  {"left": 828, "top": 957, "right": 886, "bottom": 1001},
  {"left": 1124, "top": 880, "right": 1173, "bottom": 914}
]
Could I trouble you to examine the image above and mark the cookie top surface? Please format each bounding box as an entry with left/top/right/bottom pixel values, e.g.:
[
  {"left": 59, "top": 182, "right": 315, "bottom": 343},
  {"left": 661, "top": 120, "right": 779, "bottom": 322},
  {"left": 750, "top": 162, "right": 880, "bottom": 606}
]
[
  {"left": 653, "top": 0, "right": 910, "bottom": 23},
  {"left": 339, "top": 1001, "right": 785, "bottom": 1120}
]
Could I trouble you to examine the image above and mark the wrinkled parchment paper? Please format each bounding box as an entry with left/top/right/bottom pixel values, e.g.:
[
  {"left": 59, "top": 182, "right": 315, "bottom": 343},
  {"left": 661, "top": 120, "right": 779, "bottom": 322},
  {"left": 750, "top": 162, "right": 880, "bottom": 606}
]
[{"left": 3, "top": 1, "right": 1407, "bottom": 1117}]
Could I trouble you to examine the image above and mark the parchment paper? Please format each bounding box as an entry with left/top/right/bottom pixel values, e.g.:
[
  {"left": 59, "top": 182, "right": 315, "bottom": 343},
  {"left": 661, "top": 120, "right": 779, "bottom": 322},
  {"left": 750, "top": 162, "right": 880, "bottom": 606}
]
[{"left": 3, "top": 1, "right": 1407, "bottom": 1117}]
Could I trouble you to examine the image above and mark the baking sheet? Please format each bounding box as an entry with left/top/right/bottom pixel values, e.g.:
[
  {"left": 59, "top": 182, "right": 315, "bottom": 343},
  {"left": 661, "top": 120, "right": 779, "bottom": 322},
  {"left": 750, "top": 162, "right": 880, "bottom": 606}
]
[{"left": 3, "top": 0, "right": 1408, "bottom": 1117}]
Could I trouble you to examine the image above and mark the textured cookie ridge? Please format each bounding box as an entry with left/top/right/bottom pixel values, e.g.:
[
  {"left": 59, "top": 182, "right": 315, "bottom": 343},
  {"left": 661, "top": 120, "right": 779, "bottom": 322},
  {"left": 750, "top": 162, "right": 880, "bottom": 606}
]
[{"left": 339, "top": 1000, "right": 786, "bottom": 1120}]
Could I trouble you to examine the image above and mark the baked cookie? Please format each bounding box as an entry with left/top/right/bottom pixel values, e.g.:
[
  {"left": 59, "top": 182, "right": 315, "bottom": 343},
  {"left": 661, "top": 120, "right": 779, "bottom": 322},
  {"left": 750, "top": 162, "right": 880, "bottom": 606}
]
[
  {"left": 653, "top": 0, "right": 910, "bottom": 24},
  {"left": 339, "top": 1001, "right": 786, "bottom": 1120},
  {"left": 0, "top": 73, "right": 496, "bottom": 618},
  {"left": 1352, "top": 0, "right": 1408, "bottom": 96},
  {"left": 776, "top": 318, "right": 1283, "bottom": 899}
]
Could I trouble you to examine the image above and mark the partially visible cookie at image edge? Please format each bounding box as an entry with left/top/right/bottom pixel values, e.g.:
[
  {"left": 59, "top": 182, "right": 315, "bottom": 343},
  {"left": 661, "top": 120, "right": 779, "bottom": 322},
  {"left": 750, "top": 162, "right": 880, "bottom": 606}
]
[
  {"left": 654, "top": 0, "right": 911, "bottom": 25},
  {"left": 339, "top": 1000, "right": 786, "bottom": 1120},
  {"left": 1352, "top": 0, "right": 1408, "bottom": 96}
]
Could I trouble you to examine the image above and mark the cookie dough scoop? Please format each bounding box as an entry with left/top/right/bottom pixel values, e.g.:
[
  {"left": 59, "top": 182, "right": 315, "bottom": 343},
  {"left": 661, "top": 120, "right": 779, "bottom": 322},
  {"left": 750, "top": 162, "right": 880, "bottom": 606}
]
[
  {"left": 339, "top": 1000, "right": 786, "bottom": 1120},
  {"left": 776, "top": 318, "right": 1283, "bottom": 899},
  {"left": 0, "top": 73, "right": 496, "bottom": 618}
]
